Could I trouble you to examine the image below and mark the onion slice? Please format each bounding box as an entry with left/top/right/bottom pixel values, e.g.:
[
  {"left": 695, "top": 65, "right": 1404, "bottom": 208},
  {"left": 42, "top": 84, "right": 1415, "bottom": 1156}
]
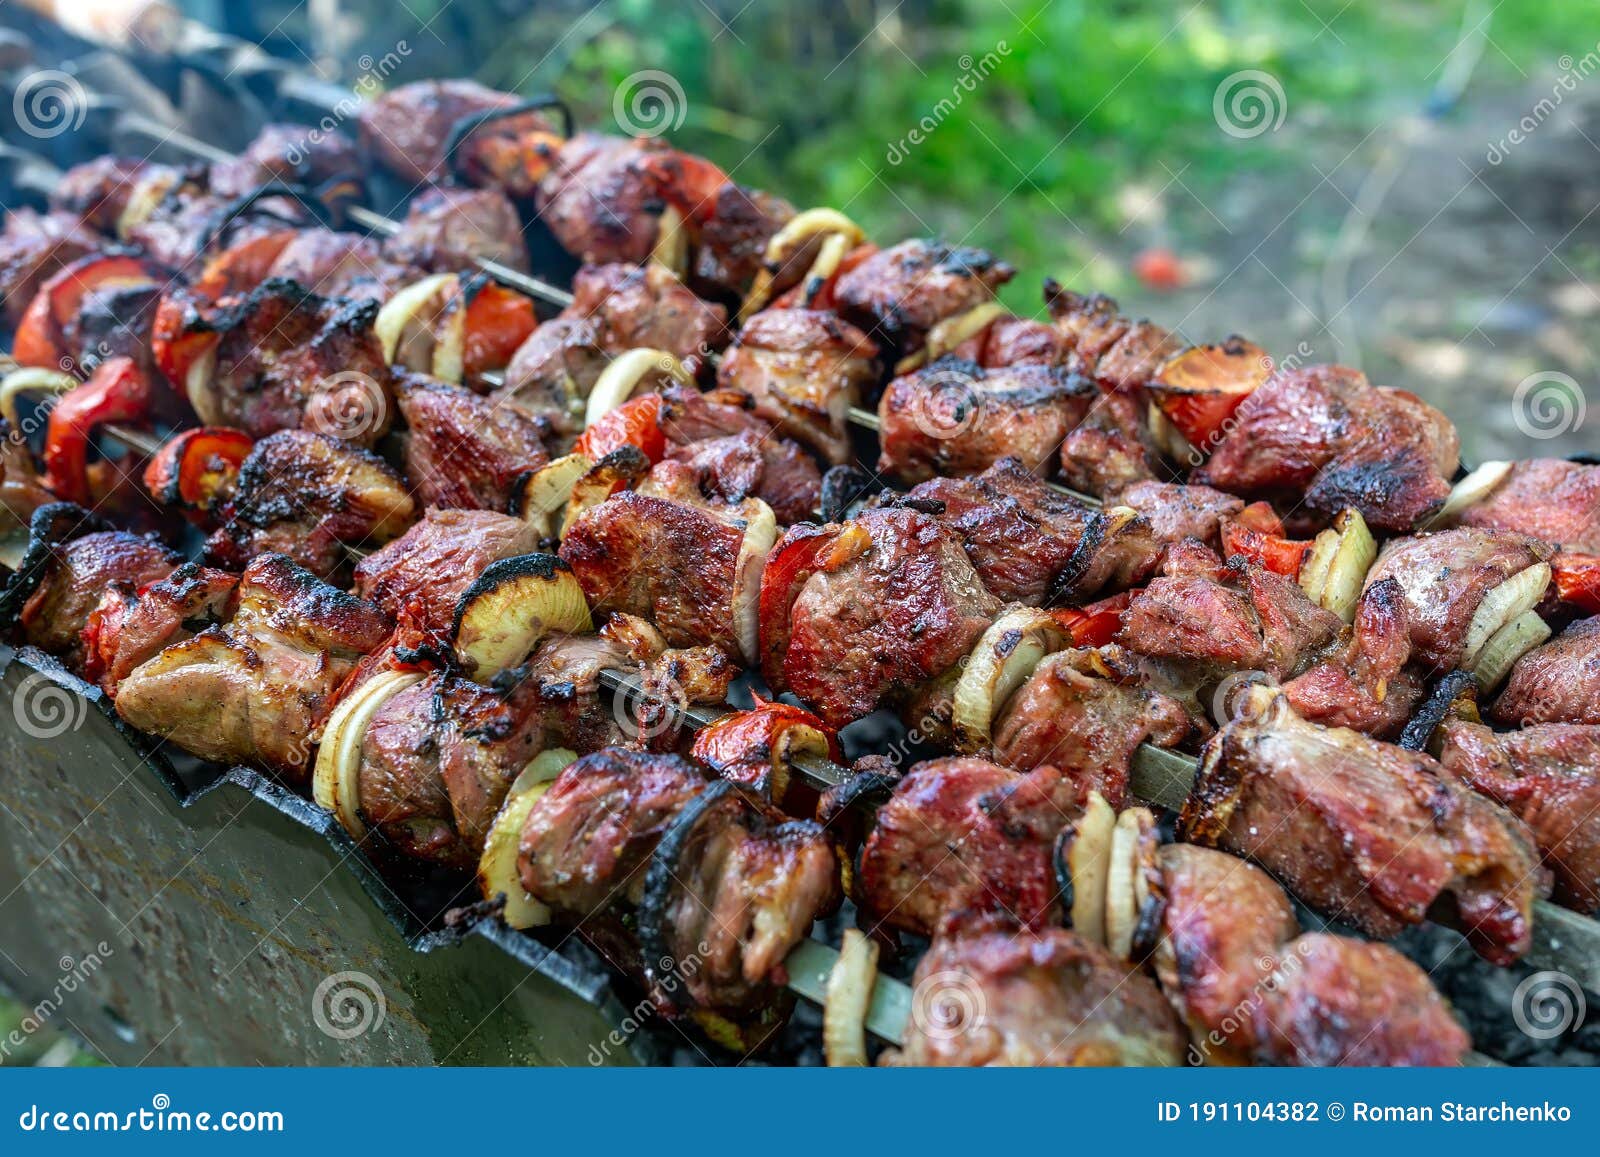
[
  {"left": 583, "top": 348, "right": 691, "bottom": 429},
  {"left": 1063, "top": 791, "right": 1116, "bottom": 947},
  {"left": 1105, "top": 807, "right": 1159, "bottom": 962},
  {"left": 731, "top": 499, "right": 779, "bottom": 668},
  {"left": 312, "top": 670, "right": 426, "bottom": 839},
  {"left": 650, "top": 205, "right": 689, "bottom": 277},
  {"left": 1473, "top": 610, "right": 1551, "bottom": 692},
  {"left": 1429, "top": 460, "right": 1514, "bottom": 527},
  {"left": 895, "top": 301, "right": 1012, "bottom": 375},
  {"left": 1462, "top": 562, "right": 1551, "bottom": 670},
  {"left": 512, "top": 452, "right": 595, "bottom": 539},
  {"left": 739, "top": 207, "right": 866, "bottom": 320},
  {"left": 477, "top": 748, "right": 576, "bottom": 929},
  {"left": 0, "top": 367, "right": 78, "bottom": 430},
  {"left": 823, "top": 928, "right": 880, "bottom": 1067},
  {"left": 1304, "top": 508, "right": 1376, "bottom": 622},
  {"left": 951, "top": 607, "right": 1068, "bottom": 753},
  {"left": 452, "top": 553, "right": 594, "bottom": 679}
]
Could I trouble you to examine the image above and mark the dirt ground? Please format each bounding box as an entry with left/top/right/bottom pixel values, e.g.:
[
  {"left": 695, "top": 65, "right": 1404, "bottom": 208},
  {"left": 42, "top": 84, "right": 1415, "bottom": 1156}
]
[{"left": 1110, "top": 72, "right": 1600, "bottom": 467}]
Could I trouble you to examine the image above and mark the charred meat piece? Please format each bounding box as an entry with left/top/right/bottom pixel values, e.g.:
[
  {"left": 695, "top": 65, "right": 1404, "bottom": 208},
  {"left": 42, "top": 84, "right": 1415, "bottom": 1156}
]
[
  {"left": 887, "top": 915, "right": 1186, "bottom": 1066},
  {"left": 115, "top": 553, "right": 391, "bottom": 780},
  {"left": 782, "top": 506, "right": 1002, "bottom": 728},
  {"left": 659, "top": 386, "right": 820, "bottom": 523},
  {"left": 1458, "top": 458, "right": 1600, "bottom": 554},
  {"left": 909, "top": 456, "right": 1160, "bottom": 604},
  {"left": 1058, "top": 390, "right": 1162, "bottom": 497},
  {"left": 833, "top": 239, "right": 1015, "bottom": 356},
  {"left": 1044, "top": 285, "right": 1129, "bottom": 371},
  {"left": 566, "top": 262, "right": 728, "bottom": 369},
  {"left": 208, "top": 124, "right": 359, "bottom": 199},
  {"left": 878, "top": 358, "right": 1094, "bottom": 484},
  {"left": 1116, "top": 541, "right": 1343, "bottom": 681},
  {"left": 1111, "top": 481, "right": 1244, "bottom": 553},
  {"left": 1281, "top": 577, "right": 1422, "bottom": 738},
  {"left": 518, "top": 748, "right": 709, "bottom": 918},
  {"left": 0, "top": 421, "right": 53, "bottom": 533},
  {"left": 396, "top": 373, "right": 551, "bottom": 512},
  {"left": 12, "top": 528, "right": 179, "bottom": 666},
  {"left": 125, "top": 189, "right": 308, "bottom": 272},
  {"left": 50, "top": 157, "right": 177, "bottom": 235},
  {"left": 0, "top": 209, "right": 98, "bottom": 325},
  {"left": 717, "top": 308, "right": 880, "bottom": 464},
  {"left": 358, "top": 80, "right": 557, "bottom": 188},
  {"left": 266, "top": 229, "right": 416, "bottom": 302},
  {"left": 170, "top": 279, "right": 394, "bottom": 444},
  {"left": 1192, "top": 365, "right": 1460, "bottom": 532},
  {"left": 1092, "top": 319, "right": 1184, "bottom": 393},
  {"left": 953, "top": 315, "right": 1070, "bottom": 368},
  {"left": 82, "top": 563, "right": 239, "bottom": 697},
  {"left": 358, "top": 671, "right": 551, "bottom": 870},
  {"left": 1181, "top": 692, "right": 1546, "bottom": 964},
  {"left": 1436, "top": 719, "right": 1600, "bottom": 913},
  {"left": 692, "top": 183, "right": 795, "bottom": 300},
  {"left": 640, "top": 780, "right": 839, "bottom": 1013},
  {"left": 383, "top": 186, "right": 530, "bottom": 275},
  {"left": 992, "top": 649, "right": 1192, "bottom": 808},
  {"left": 858, "top": 757, "right": 1085, "bottom": 936},
  {"left": 353, "top": 508, "right": 540, "bottom": 642},
  {"left": 1365, "top": 527, "right": 1552, "bottom": 671},
  {"left": 1492, "top": 616, "right": 1600, "bottom": 726},
  {"left": 204, "top": 430, "right": 416, "bottom": 581},
  {"left": 535, "top": 134, "right": 678, "bottom": 267}
]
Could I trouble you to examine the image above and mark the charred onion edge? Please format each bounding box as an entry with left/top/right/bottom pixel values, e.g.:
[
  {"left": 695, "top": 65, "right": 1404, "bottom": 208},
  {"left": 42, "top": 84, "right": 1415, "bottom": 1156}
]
[
  {"left": 561, "top": 445, "right": 650, "bottom": 539},
  {"left": 739, "top": 208, "right": 866, "bottom": 321},
  {"left": 476, "top": 747, "right": 577, "bottom": 929},
  {"left": 950, "top": 606, "right": 1068, "bottom": 753},
  {"left": 0, "top": 502, "right": 109, "bottom": 633},
  {"left": 823, "top": 927, "right": 879, "bottom": 1067},
  {"left": 311, "top": 669, "right": 426, "bottom": 839},
  {"left": 511, "top": 452, "right": 594, "bottom": 538},
  {"left": 636, "top": 778, "right": 736, "bottom": 1011},
  {"left": 450, "top": 552, "right": 593, "bottom": 678},
  {"left": 1398, "top": 670, "right": 1479, "bottom": 752}
]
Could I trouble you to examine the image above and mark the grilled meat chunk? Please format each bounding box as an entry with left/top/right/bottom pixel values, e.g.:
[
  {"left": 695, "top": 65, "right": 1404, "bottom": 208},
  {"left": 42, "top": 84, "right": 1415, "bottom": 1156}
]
[
  {"left": 383, "top": 186, "right": 530, "bottom": 275},
  {"left": 887, "top": 916, "right": 1186, "bottom": 1066},
  {"left": 12, "top": 529, "right": 180, "bottom": 665},
  {"left": 0, "top": 209, "right": 98, "bottom": 324},
  {"left": 953, "top": 315, "right": 1070, "bottom": 368},
  {"left": 358, "top": 80, "right": 557, "bottom": 188},
  {"left": 1181, "top": 692, "right": 1546, "bottom": 964},
  {"left": 907, "top": 457, "right": 1160, "bottom": 604},
  {"left": 1492, "top": 616, "right": 1600, "bottom": 726},
  {"left": 691, "top": 183, "right": 795, "bottom": 299},
  {"left": 992, "top": 649, "right": 1192, "bottom": 807},
  {"left": 173, "top": 279, "right": 394, "bottom": 444},
  {"left": 396, "top": 373, "right": 550, "bottom": 511},
  {"left": 1091, "top": 319, "right": 1184, "bottom": 393},
  {"left": 859, "top": 757, "right": 1084, "bottom": 936},
  {"left": 50, "top": 157, "right": 176, "bottom": 234},
  {"left": 781, "top": 507, "right": 1002, "bottom": 728},
  {"left": 1057, "top": 390, "right": 1162, "bottom": 496},
  {"left": 265, "top": 229, "right": 415, "bottom": 302},
  {"left": 519, "top": 748, "right": 709, "bottom": 918},
  {"left": 353, "top": 508, "right": 540, "bottom": 642},
  {"left": 1044, "top": 285, "right": 1129, "bottom": 370},
  {"left": 1116, "top": 540, "right": 1343, "bottom": 680},
  {"left": 641, "top": 781, "right": 839, "bottom": 1013},
  {"left": 1365, "top": 527, "right": 1553, "bottom": 671},
  {"left": 126, "top": 189, "right": 307, "bottom": 272},
  {"left": 534, "top": 134, "right": 678, "bottom": 266},
  {"left": 1111, "top": 481, "right": 1244, "bottom": 553},
  {"left": 833, "top": 239, "right": 1015, "bottom": 355},
  {"left": 208, "top": 124, "right": 359, "bottom": 199},
  {"left": 1192, "top": 365, "right": 1460, "bottom": 532},
  {"left": 1458, "top": 458, "right": 1600, "bottom": 554},
  {"left": 83, "top": 564, "right": 239, "bottom": 697},
  {"left": 1281, "top": 577, "right": 1422, "bottom": 738},
  {"left": 717, "top": 308, "right": 880, "bottom": 464},
  {"left": 877, "top": 358, "right": 1094, "bottom": 483},
  {"left": 204, "top": 430, "right": 416, "bottom": 580},
  {"left": 658, "top": 386, "right": 820, "bottom": 523},
  {"left": 1436, "top": 719, "right": 1600, "bottom": 913},
  {"left": 115, "top": 553, "right": 390, "bottom": 780}
]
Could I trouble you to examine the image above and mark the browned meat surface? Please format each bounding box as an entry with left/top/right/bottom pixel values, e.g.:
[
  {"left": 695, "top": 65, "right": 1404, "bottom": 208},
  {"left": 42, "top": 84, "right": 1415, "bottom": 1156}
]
[
  {"left": 782, "top": 507, "right": 1002, "bottom": 728},
  {"left": 992, "top": 650, "right": 1192, "bottom": 807},
  {"left": 1058, "top": 391, "right": 1163, "bottom": 498},
  {"left": 878, "top": 358, "right": 1094, "bottom": 483},
  {"left": 383, "top": 186, "right": 530, "bottom": 275},
  {"left": 267, "top": 229, "right": 415, "bottom": 302},
  {"left": 125, "top": 191, "right": 307, "bottom": 271},
  {"left": 353, "top": 508, "right": 540, "bottom": 640},
  {"left": 358, "top": 80, "right": 554, "bottom": 187},
  {"left": 888, "top": 916, "right": 1186, "bottom": 1066},
  {"left": 1493, "top": 616, "right": 1600, "bottom": 726},
  {"left": 1437, "top": 718, "right": 1600, "bottom": 913},
  {"left": 1282, "top": 578, "right": 1422, "bottom": 738},
  {"left": 1193, "top": 365, "right": 1461, "bottom": 532},
  {"left": 858, "top": 758, "right": 1083, "bottom": 936},
  {"left": 115, "top": 553, "right": 390, "bottom": 780},
  {"left": 0, "top": 424, "right": 54, "bottom": 533},
  {"left": 1091, "top": 319, "right": 1183, "bottom": 392},
  {"left": 208, "top": 124, "right": 359, "bottom": 198},
  {"left": 1117, "top": 541, "right": 1343, "bottom": 680},
  {"left": 83, "top": 564, "right": 239, "bottom": 697},
  {"left": 692, "top": 183, "right": 794, "bottom": 299},
  {"left": 560, "top": 490, "right": 750, "bottom": 660},
  {"left": 1365, "top": 527, "right": 1553, "bottom": 671},
  {"left": 51, "top": 278, "right": 165, "bottom": 380},
  {"left": 567, "top": 262, "right": 728, "bottom": 368},
  {"left": 50, "top": 157, "right": 174, "bottom": 234},
  {"left": 498, "top": 316, "right": 608, "bottom": 431},
  {"left": 717, "top": 308, "right": 880, "bottom": 464},
  {"left": 358, "top": 671, "right": 549, "bottom": 869},
  {"left": 642, "top": 781, "right": 839, "bottom": 1012},
  {"left": 1459, "top": 458, "right": 1600, "bottom": 553},
  {"left": 535, "top": 134, "right": 676, "bottom": 266},
  {"left": 396, "top": 373, "right": 550, "bottom": 511},
  {"left": 1042, "top": 285, "right": 1126, "bottom": 365},
  {"left": 204, "top": 430, "right": 416, "bottom": 580},
  {"left": 15, "top": 530, "right": 179, "bottom": 665},
  {"left": 0, "top": 209, "right": 98, "bottom": 324},
  {"left": 519, "top": 749, "right": 708, "bottom": 917},
  {"left": 909, "top": 458, "right": 1160, "bottom": 604},
  {"left": 1182, "top": 693, "right": 1547, "bottom": 964},
  {"left": 175, "top": 279, "right": 394, "bottom": 443},
  {"left": 833, "top": 239, "right": 1015, "bottom": 355},
  {"left": 1112, "top": 481, "right": 1244, "bottom": 552},
  {"left": 953, "top": 315, "right": 1071, "bottom": 368},
  {"left": 658, "top": 386, "right": 819, "bottom": 523}
]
